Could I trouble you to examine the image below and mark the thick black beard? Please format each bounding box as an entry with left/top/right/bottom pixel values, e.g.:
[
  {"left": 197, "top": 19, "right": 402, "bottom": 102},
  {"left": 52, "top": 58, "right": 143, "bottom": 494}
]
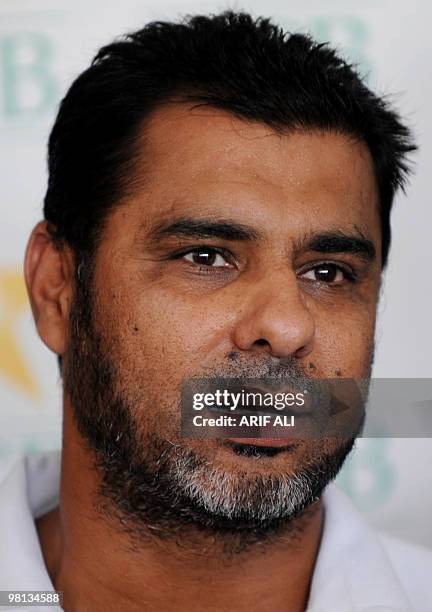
[{"left": 62, "top": 253, "right": 360, "bottom": 554}]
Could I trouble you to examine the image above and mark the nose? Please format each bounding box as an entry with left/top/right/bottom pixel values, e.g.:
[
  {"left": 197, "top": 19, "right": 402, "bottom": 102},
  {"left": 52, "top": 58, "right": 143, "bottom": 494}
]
[{"left": 231, "top": 270, "right": 315, "bottom": 359}]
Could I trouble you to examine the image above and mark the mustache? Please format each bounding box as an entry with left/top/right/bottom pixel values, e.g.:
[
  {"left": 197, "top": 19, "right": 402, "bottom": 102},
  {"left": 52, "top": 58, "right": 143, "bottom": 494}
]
[{"left": 197, "top": 353, "right": 310, "bottom": 382}]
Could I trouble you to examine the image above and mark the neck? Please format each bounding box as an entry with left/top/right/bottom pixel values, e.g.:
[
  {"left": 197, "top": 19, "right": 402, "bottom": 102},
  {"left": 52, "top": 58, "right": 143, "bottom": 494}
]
[{"left": 36, "top": 409, "right": 324, "bottom": 612}]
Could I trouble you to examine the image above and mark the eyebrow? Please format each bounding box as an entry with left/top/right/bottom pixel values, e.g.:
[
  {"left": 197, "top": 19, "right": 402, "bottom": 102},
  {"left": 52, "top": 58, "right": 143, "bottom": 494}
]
[
  {"left": 302, "top": 231, "right": 377, "bottom": 262},
  {"left": 146, "top": 216, "right": 376, "bottom": 262},
  {"left": 148, "top": 217, "right": 261, "bottom": 242}
]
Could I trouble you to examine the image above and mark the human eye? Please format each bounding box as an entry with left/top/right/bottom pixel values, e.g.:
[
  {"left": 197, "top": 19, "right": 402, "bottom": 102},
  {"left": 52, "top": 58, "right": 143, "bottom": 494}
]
[
  {"left": 178, "top": 246, "right": 236, "bottom": 270},
  {"left": 299, "top": 262, "right": 356, "bottom": 285}
]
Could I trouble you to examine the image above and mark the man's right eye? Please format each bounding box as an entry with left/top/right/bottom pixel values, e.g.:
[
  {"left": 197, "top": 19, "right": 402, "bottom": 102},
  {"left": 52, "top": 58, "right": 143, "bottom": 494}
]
[{"left": 181, "top": 248, "right": 234, "bottom": 269}]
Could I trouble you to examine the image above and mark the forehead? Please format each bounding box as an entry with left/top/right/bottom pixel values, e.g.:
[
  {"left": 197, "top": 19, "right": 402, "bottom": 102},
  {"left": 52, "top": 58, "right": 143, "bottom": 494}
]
[{"left": 123, "top": 103, "right": 380, "bottom": 237}]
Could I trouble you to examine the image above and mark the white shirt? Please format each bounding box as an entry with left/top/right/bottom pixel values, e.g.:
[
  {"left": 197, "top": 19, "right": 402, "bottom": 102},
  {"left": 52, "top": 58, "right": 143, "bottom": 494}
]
[{"left": 0, "top": 451, "right": 431, "bottom": 612}]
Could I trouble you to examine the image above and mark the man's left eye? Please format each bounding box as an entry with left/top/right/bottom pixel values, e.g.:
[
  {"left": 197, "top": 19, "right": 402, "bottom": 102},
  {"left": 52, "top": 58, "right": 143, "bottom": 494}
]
[{"left": 300, "top": 263, "right": 349, "bottom": 284}]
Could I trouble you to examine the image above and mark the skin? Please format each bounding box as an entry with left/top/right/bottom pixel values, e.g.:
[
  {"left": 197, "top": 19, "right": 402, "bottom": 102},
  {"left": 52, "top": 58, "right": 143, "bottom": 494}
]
[{"left": 25, "top": 104, "right": 382, "bottom": 611}]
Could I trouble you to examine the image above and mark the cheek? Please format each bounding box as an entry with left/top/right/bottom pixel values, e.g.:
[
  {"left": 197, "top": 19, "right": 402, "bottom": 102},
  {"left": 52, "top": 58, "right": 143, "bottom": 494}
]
[
  {"left": 100, "top": 281, "right": 233, "bottom": 382},
  {"left": 313, "top": 306, "right": 377, "bottom": 377}
]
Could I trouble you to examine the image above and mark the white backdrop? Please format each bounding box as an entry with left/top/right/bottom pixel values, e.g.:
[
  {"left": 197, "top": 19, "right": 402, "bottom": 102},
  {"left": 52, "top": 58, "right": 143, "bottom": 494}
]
[{"left": 0, "top": 0, "right": 431, "bottom": 547}]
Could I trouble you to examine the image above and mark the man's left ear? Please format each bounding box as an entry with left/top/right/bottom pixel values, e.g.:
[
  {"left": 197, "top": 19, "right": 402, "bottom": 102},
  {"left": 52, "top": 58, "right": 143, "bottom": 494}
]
[{"left": 23, "top": 220, "right": 76, "bottom": 358}]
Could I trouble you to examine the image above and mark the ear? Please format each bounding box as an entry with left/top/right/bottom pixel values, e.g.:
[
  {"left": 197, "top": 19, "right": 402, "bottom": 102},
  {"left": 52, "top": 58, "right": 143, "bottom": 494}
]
[{"left": 24, "top": 220, "right": 76, "bottom": 356}]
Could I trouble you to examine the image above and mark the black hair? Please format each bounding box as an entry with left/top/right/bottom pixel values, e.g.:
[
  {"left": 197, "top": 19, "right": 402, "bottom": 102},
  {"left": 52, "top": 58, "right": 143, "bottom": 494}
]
[{"left": 43, "top": 11, "right": 416, "bottom": 370}]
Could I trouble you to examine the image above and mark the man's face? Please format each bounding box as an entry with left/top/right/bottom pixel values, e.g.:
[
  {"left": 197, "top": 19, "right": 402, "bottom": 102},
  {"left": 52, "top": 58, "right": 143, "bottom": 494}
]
[{"left": 63, "top": 105, "right": 381, "bottom": 540}]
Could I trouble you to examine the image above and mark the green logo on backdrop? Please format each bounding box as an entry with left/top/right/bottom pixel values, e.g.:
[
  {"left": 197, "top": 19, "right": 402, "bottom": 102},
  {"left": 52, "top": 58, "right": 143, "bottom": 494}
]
[
  {"left": 282, "top": 15, "right": 371, "bottom": 77},
  {"left": 311, "top": 16, "right": 370, "bottom": 76},
  {"left": 1, "top": 33, "right": 58, "bottom": 118},
  {"left": 337, "top": 439, "right": 396, "bottom": 510}
]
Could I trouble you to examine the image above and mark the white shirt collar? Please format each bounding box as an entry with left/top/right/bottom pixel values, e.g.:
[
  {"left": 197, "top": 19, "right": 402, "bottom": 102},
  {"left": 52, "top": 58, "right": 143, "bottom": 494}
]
[{"left": 307, "top": 483, "right": 412, "bottom": 611}]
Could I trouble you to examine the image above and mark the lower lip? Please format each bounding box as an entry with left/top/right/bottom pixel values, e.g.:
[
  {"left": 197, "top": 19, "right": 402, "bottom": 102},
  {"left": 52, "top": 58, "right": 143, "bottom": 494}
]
[{"left": 227, "top": 437, "right": 294, "bottom": 448}]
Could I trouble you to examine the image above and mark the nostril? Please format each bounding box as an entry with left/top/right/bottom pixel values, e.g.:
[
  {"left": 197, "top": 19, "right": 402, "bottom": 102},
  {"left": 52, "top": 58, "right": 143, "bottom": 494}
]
[{"left": 255, "top": 338, "right": 269, "bottom": 347}]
